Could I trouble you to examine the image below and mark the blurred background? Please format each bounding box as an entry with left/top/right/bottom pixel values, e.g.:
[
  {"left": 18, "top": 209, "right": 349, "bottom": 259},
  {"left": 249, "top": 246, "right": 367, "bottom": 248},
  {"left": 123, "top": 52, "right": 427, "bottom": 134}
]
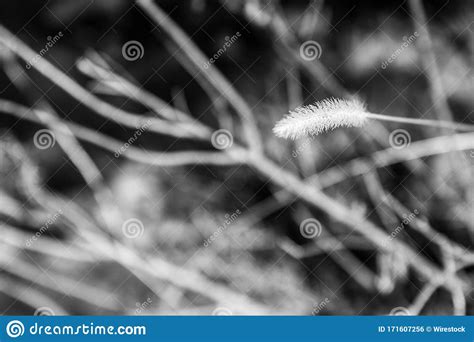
[{"left": 0, "top": 0, "right": 472, "bottom": 315}]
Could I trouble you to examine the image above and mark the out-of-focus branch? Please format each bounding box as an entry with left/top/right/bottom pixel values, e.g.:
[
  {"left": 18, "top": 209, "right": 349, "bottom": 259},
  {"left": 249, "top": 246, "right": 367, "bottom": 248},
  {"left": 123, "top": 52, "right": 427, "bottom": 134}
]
[
  {"left": 244, "top": 152, "right": 465, "bottom": 290},
  {"left": 0, "top": 99, "right": 242, "bottom": 167},
  {"left": 35, "top": 100, "right": 124, "bottom": 234},
  {"left": 0, "top": 256, "right": 120, "bottom": 311},
  {"left": 363, "top": 172, "right": 407, "bottom": 294},
  {"left": 363, "top": 171, "right": 471, "bottom": 306},
  {"left": 1, "top": 49, "right": 121, "bottom": 228},
  {"left": 76, "top": 52, "right": 207, "bottom": 129},
  {"left": 136, "top": 0, "right": 263, "bottom": 153},
  {"left": 0, "top": 223, "right": 94, "bottom": 263},
  {"left": 408, "top": 0, "right": 471, "bottom": 192},
  {"left": 278, "top": 235, "right": 373, "bottom": 259},
  {"left": 408, "top": 281, "right": 439, "bottom": 315},
  {"left": 408, "top": 0, "right": 454, "bottom": 125},
  {"left": 0, "top": 278, "right": 69, "bottom": 315},
  {"left": 315, "top": 132, "right": 474, "bottom": 187},
  {"left": 2, "top": 140, "right": 271, "bottom": 314},
  {"left": 164, "top": 42, "right": 236, "bottom": 132},
  {"left": 238, "top": 1, "right": 351, "bottom": 98},
  {"left": 293, "top": 205, "right": 377, "bottom": 292},
  {"left": 239, "top": 132, "right": 474, "bottom": 229},
  {"left": 0, "top": 25, "right": 208, "bottom": 140}
]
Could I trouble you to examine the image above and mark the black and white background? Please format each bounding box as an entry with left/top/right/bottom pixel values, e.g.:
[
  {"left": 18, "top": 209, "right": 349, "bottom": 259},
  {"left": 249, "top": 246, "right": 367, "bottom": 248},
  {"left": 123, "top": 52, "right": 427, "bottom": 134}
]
[{"left": 0, "top": 0, "right": 473, "bottom": 315}]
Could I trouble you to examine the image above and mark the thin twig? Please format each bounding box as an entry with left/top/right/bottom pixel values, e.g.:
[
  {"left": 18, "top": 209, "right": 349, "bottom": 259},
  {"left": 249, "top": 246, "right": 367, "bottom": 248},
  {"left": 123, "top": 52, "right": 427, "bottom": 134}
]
[
  {"left": 238, "top": 132, "right": 474, "bottom": 228},
  {"left": 77, "top": 52, "right": 208, "bottom": 131},
  {"left": 408, "top": 281, "right": 440, "bottom": 315},
  {"left": 0, "top": 25, "right": 208, "bottom": 140},
  {"left": 0, "top": 256, "right": 120, "bottom": 311},
  {"left": 137, "top": 0, "right": 263, "bottom": 152},
  {"left": 0, "top": 99, "right": 242, "bottom": 167}
]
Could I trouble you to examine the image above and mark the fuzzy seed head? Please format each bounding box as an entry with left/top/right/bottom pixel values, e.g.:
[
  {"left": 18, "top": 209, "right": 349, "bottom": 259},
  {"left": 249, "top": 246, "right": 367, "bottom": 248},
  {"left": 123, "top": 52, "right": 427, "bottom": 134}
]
[{"left": 273, "top": 98, "right": 368, "bottom": 139}]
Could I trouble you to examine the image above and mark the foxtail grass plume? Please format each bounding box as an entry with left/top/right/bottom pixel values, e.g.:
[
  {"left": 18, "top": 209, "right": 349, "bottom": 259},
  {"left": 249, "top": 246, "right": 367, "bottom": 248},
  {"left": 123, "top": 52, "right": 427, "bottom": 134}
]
[
  {"left": 274, "top": 97, "right": 474, "bottom": 140},
  {"left": 273, "top": 98, "right": 368, "bottom": 139}
]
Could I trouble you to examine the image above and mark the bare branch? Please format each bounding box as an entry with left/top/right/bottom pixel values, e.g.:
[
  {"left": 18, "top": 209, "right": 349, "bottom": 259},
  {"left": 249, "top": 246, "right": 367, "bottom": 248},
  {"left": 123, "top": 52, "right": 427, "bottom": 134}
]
[
  {"left": 0, "top": 99, "right": 242, "bottom": 167},
  {"left": 136, "top": 0, "right": 263, "bottom": 152},
  {"left": 0, "top": 25, "right": 209, "bottom": 140}
]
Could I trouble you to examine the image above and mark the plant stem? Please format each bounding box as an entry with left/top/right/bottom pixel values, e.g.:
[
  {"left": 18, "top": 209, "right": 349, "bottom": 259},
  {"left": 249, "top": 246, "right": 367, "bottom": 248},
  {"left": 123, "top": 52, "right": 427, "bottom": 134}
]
[{"left": 366, "top": 112, "right": 474, "bottom": 131}]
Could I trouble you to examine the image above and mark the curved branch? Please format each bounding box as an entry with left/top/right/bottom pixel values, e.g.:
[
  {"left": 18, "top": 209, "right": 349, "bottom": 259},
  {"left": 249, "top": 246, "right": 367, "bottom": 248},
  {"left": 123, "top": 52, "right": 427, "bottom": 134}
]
[
  {"left": 0, "top": 99, "right": 241, "bottom": 167},
  {"left": 0, "top": 25, "right": 209, "bottom": 140}
]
